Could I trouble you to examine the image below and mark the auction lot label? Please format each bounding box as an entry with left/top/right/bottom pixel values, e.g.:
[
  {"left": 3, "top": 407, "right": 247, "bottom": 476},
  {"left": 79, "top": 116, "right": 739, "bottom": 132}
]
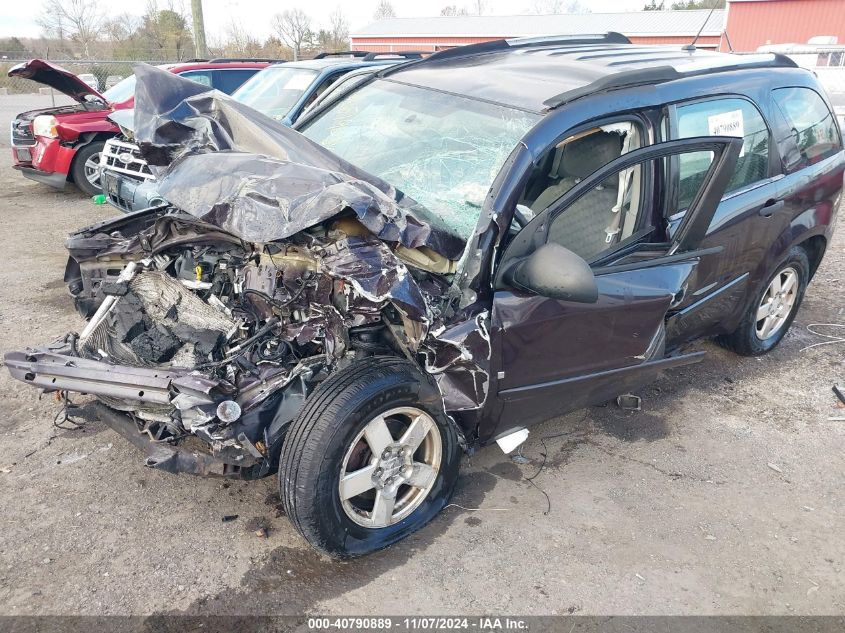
[{"left": 308, "top": 616, "right": 527, "bottom": 631}]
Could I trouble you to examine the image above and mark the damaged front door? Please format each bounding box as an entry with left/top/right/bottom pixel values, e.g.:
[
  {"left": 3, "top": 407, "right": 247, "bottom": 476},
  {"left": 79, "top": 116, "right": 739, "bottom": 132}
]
[{"left": 487, "top": 137, "right": 743, "bottom": 440}]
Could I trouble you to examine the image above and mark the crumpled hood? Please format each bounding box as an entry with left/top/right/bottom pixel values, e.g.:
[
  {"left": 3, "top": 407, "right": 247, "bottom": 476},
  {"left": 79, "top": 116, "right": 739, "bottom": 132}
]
[
  {"left": 9, "top": 59, "right": 107, "bottom": 105},
  {"left": 131, "top": 63, "right": 465, "bottom": 259}
]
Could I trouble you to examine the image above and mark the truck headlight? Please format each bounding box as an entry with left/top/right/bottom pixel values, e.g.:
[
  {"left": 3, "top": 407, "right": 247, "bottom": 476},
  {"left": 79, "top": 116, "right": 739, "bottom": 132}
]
[{"left": 32, "top": 115, "right": 58, "bottom": 139}]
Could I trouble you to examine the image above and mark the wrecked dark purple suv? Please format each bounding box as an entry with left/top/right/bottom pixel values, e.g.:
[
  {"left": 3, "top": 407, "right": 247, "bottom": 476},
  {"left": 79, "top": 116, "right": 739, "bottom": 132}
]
[{"left": 6, "top": 34, "right": 843, "bottom": 558}]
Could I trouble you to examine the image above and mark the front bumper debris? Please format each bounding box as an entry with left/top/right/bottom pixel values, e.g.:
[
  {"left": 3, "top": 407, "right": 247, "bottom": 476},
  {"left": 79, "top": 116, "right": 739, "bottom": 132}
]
[
  {"left": 88, "top": 402, "right": 257, "bottom": 478},
  {"left": 4, "top": 349, "right": 227, "bottom": 410},
  {"left": 5, "top": 350, "right": 260, "bottom": 478},
  {"left": 12, "top": 164, "right": 67, "bottom": 189}
]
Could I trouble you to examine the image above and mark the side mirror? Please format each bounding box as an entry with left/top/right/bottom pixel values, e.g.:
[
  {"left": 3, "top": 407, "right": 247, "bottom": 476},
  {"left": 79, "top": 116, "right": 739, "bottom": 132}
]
[{"left": 506, "top": 243, "right": 598, "bottom": 303}]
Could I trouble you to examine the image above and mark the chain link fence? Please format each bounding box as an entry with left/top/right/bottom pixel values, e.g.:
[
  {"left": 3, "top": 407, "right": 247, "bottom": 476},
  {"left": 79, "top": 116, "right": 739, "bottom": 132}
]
[{"left": 0, "top": 52, "right": 195, "bottom": 95}]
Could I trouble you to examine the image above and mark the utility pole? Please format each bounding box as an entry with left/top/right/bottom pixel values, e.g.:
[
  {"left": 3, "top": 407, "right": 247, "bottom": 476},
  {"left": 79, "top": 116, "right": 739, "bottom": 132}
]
[{"left": 191, "top": 0, "right": 209, "bottom": 59}]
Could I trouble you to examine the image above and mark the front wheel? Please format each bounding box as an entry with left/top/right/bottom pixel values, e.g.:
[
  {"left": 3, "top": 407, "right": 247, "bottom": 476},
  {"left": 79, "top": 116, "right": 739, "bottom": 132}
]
[
  {"left": 716, "top": 246, "right": 809, "bottom": 356},
  {"left": 70, "top": 140, "right": 105, "bottom": 196},
  {"left": 280, "top": 357, "right": 461, "bottom": 558}
]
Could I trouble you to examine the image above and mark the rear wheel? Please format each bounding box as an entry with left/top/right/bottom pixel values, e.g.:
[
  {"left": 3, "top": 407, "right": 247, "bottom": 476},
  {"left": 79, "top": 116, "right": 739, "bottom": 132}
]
[
  {"left": 716, "top": 246, "right": 809, "bottom": 356},
  {"left": 280, "top": 357, "right": 461, "bottom": 558},
  {"left": 70, "top": 141, "right": 105, "bottom": 196}
]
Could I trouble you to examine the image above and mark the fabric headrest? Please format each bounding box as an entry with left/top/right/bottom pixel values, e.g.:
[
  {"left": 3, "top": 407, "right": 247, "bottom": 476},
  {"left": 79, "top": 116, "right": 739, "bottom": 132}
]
[{"left": 557, "top": 132, "right": 624, "bottom": 180}]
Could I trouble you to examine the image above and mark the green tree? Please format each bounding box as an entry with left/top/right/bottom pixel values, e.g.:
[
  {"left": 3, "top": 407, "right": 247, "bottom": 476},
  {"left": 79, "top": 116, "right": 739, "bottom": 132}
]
[
  {"left": 643, "top": 0, "right": 665, "bottom": 10},
  {"left": 137, "top": 4, "right": 195, "bottom": 61}
]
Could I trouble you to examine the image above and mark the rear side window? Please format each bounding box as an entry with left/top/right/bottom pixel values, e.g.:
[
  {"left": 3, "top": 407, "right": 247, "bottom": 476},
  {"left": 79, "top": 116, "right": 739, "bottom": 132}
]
[
  {"left": 772, "top": 87, "right": 842, "bottom": 172},
  {"left": 213, "top": 69, "right": 258, "bottom": 94},
  {"left": 673, "top": 98, "right": 770, "bottom": 210},
  {"left": 178, "top": 70, "right": 213, "bottom": 87}
]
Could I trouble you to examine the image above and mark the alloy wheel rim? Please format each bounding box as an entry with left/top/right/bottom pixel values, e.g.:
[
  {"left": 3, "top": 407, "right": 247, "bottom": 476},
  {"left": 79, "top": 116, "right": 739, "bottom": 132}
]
[
  {"left": 755, "top": 266, "right": 798, "bottom": 341},
  {"left": 84, "top": 153, "right": 101, "bottom": 187},
  {"left": 339, "top": 406, "right": 442, "bottom": 529}
]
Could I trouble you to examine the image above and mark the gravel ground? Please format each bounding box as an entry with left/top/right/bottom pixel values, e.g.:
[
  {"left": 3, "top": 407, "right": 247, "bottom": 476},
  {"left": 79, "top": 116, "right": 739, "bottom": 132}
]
[{"left": 0, "top": 101, "right": 843, "bottom": 617}]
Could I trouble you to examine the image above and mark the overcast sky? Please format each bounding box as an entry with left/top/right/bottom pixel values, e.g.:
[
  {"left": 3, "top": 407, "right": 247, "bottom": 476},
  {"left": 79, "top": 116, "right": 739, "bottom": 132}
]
[{"left": 2, "top": 0, "right": 650, "bottom": 41}]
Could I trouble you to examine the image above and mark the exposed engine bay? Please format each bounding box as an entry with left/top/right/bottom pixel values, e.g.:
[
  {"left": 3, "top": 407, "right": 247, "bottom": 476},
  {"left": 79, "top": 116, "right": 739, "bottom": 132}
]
[{"left": 5, "top": 208, "right": 487, "bottom": 478}]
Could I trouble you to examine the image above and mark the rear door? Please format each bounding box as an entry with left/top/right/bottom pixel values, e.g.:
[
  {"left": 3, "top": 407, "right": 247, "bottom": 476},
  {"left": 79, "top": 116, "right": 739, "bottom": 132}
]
[
  {"left": 662, "top": 96, "right": 786, "bottom": 343},
  {"left": 488, "top": 137, "right": 742, "bottom": 441}
]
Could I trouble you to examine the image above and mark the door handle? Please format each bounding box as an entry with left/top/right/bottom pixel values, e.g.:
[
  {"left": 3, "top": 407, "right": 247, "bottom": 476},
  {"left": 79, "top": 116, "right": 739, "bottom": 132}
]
[{"left": 759, "top": 199, "right": 785, "bottom": 217}]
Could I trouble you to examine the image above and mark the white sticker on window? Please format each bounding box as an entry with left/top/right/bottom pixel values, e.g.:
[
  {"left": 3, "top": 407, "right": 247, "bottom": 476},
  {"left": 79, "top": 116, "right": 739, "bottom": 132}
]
[
  {"left": 283, "top": 74, "right": 314, "bottom": 91},
  {"left": 708, "top": 109, "right": 745, "bottom": 156}
]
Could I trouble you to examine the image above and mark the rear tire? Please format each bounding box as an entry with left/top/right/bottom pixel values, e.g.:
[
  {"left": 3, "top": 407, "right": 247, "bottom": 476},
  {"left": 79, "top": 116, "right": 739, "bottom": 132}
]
[
  {"left": 280, "top": 356, "right": 461, "bottom": 559},
  {"left": 70, "top": 140, "right": 105, "bottom": 196},
  {"left": 716, "top": 246, "right": 809, "bottom": 356}
]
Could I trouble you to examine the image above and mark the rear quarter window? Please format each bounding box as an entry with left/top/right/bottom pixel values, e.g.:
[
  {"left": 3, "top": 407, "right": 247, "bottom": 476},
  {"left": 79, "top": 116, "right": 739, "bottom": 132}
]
[
  {"left": 772, "top": 87, "right": 843, "bottom": 172},
  {"left": 673, "top": 98, "right": 771, "bottom": 211}
]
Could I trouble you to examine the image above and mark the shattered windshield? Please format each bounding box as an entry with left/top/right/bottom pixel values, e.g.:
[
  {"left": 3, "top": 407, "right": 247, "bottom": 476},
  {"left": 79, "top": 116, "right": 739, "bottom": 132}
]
[
  {"left": 300, "top": 80, "right": 540, "bottom": 239},
  {"left": 233, "top": 66, "right": 319, "bottom": 120}
]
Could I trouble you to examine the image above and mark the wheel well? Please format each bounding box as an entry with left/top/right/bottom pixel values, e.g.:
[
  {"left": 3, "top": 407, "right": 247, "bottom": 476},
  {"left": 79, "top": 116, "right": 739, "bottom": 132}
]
[
  {"left": 798, "top": 235, "right": 827, "bottom": 280},
  {"left": 66, "top": 133, "right": 113, "bottom": 183}
]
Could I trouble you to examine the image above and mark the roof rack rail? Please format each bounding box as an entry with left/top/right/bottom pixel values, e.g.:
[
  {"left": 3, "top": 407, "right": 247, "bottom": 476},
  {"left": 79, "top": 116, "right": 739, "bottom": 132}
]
[
  {"left": 361, "top": 51, "right": 424, "bottom": 61},
  {"left": 543, "top": 53, "right": 798, "bottom": 110},
  {"left": 507, "top": 32, "right": 631, "bottom": 47},
  {"left": 182, "top": 58, "right": 210, "bottom": 63},
  {"left": 207, "top": 58, "right": 283, "bottom": 63},
  {"left": 379, "top": 32, "right": 630, "bottom": 77},
  {"left": 312, "top": 51, "right": 370, "bottom": 59}
]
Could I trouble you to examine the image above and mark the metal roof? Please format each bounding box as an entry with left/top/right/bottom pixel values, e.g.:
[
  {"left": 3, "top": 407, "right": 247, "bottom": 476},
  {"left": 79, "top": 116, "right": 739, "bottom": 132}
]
[
  {"left": 353, "top": 10, "right": 726, "bottom": 38},
  {"left": 380, "top": 38, "right": 795, "bottom": 112}
]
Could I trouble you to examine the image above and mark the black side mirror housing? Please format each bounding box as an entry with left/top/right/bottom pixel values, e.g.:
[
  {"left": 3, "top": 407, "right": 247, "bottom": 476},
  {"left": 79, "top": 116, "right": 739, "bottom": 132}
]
[{"left": 507, "top": 243, "right": 599, "bottom": 303}]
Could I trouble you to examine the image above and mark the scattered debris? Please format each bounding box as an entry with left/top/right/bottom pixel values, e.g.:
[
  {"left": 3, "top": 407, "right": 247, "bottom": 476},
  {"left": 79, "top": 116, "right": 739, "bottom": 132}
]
[
  {"left": 0, "top": 466, "right": 11, "bottom": 474},
  {"left": 705, "top": 534, "right": 717, "bottom": 541},
  {"left": 221, "top": 514, "right": 239, "bottom": 523},
  {"left": 635, "top": 573, "right": 645, "bottom": 582},
  {"left": 834, "top": 385, "right": 845, "bottom": 406},
  {"left": 245, "top": 516, "right": 271, "bottom": 538},
  {"left": 616, "top": 394, "right": 642, "bottom": 411},
  {"left": 767, "top": 462, "right": 783, "bottom": 474},
  {"left": 510, "top": 454, "right": 530, "bottom": 465}
]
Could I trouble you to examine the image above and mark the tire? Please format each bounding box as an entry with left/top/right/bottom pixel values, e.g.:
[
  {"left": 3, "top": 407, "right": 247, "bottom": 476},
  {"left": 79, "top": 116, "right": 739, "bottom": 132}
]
[
  {"left": 70, "top": 141, "right": 105, "bottom": 196},
  {"left": 280, "top": 356, "right": 461, "bottom": 558},
  {"left": 716, "top": 246, "right": 810, "bottom": 356}
]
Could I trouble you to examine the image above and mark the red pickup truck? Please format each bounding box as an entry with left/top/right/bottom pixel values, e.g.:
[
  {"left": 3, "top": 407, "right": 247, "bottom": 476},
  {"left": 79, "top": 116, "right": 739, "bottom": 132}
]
[{"left": 9, "top": 59, "right": 273, "bottom": 195}]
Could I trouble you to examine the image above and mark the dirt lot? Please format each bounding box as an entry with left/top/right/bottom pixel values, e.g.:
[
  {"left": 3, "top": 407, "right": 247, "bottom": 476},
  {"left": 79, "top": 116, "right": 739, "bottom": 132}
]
[{"left": 0, "top": 102, "right": 843, "bottom": 617}]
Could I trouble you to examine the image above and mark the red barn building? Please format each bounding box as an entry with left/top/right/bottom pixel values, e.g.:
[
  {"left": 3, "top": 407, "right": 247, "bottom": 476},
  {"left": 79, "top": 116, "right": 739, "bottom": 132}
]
[
  {"left": 350, "top": 1, "right": 845, "bottom": 54},
  {"left": 722, "top": 0, "right": 845, "bottom": 51},
  {"left": 351, "top": 10, "right": 725, "bottom": 53}
]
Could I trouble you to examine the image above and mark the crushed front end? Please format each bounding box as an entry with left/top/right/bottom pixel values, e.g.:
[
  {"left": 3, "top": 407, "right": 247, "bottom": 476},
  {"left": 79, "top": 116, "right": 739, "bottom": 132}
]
[
  {"left": 5, "top": 64, "right": 494, "bottom": 478},
  {"left": 8, "top": 208, "right": 462, "bottom": 477}
]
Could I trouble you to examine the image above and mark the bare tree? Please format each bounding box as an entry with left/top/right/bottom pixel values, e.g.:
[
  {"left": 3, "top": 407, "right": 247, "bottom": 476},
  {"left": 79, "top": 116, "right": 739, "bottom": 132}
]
[
  {"left": 329, "top": 7, "right": 349, "bottom": 49},
  {"left": 440, "top": 5, "right": 469, "bottom": 15},
  {"left": 373, "top": 1, "right": 397, "bottom": 20},
  {"left": 272, "top": 9, "right": 312, "bottom": 61},
  {"left": 472, "top": 0, "right": 487, "bottom": 14},
  {"left": 103, "top": 13, "right": 142, "bottom": 42},
  {"left": 37, "top": 0, "right": 104, "bottom": 57},
  {"left": 223, "top": 20, "right": 262, "bottom": 57}
]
